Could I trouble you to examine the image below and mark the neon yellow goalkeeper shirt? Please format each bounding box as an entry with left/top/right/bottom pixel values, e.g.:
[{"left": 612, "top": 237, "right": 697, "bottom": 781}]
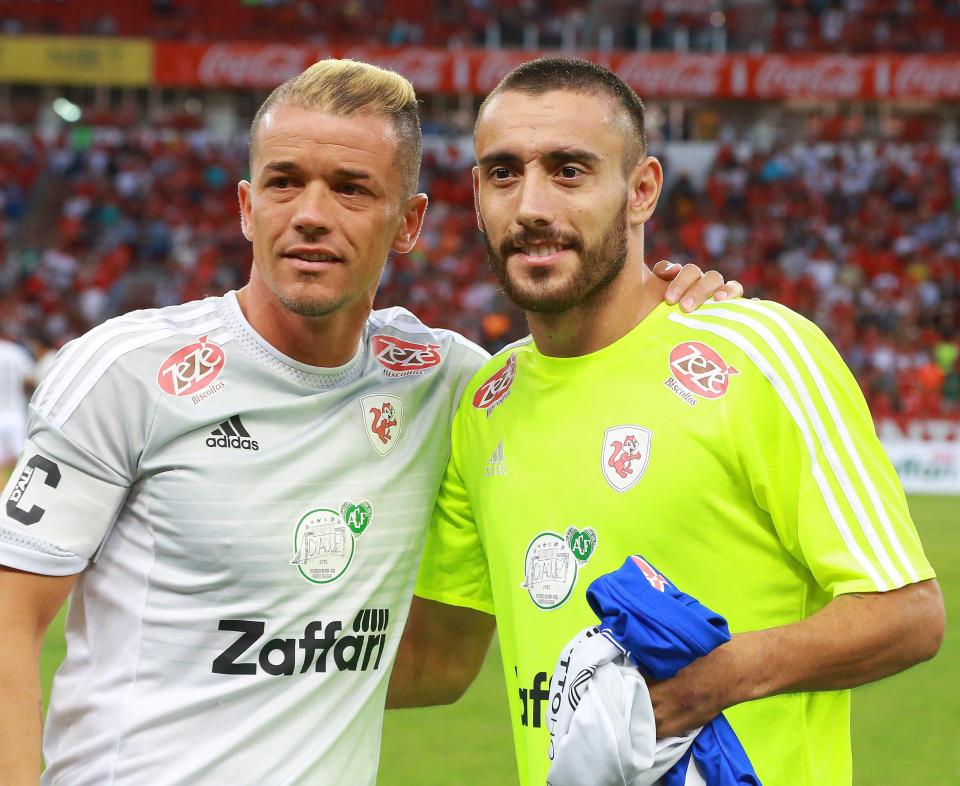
[{"left": 415, "top": 298, "right": 934, "bottom": 786}]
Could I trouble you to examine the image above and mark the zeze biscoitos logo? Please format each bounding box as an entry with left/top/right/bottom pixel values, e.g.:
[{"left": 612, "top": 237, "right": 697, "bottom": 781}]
[
  {"left": 473, "top": 353, "right": 517, "bottom": 415},
  {"left": 157, "top": 336, "right": 226, "bottom": 398},
  {"left": 371, "top": 335, "right": 442, "bottom": 377},
  {"left": 665, "top": 341, "right": 738, "bottom": 406}
]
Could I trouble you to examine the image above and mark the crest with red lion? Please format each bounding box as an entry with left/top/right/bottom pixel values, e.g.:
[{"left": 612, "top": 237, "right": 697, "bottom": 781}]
[{"left": 601, "top": 425, "right": 652, "bottom": 493}]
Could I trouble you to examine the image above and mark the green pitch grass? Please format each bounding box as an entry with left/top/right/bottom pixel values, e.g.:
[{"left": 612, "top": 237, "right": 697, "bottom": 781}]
[{"left": 37, "top": 496, "right": 958, "bottom": 785}]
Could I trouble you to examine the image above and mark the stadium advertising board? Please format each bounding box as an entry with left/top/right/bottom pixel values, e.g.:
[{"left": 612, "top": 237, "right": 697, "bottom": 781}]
[
  {"left": 152, "top": 42, "right": 960, "bottom": 100},
  {"left": 0, "top": 35, "right": 151, "bottom": 86},
  {"left": 883, "top": 440, "right": 960, "bottom": 495}
]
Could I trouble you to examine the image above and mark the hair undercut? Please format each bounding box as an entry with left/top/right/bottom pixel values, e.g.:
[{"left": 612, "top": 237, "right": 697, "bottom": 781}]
[
  {"left": 250, "top": 59, "right": 422, "bottom": 197},
  {"left": 478, "top": 57, "right": 648, "bottom": 170}
]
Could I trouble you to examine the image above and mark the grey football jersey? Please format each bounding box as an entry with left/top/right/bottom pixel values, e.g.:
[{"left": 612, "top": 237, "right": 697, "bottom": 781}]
[{"left": 0, "top": 292, "right": 488, "bottom": 785}]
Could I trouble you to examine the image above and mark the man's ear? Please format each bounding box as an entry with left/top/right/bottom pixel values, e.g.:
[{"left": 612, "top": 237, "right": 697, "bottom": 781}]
[
  {"left": 238, "top": 180, "right": 253, "bottom": 242},
  {"left": 472, "top": 166, "right": 486, "bottom": 233},
  {"left": 391, "top": 193, "right": 429, "bottom": 254},
  {"left": 626, "top": 156, "right": 663, "bottom": 227}
]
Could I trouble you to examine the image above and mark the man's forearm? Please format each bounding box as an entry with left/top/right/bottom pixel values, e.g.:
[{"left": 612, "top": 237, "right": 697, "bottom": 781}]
[
  {"left": 0, "top": 640, "right": 44, "bottom": 785},
  {"left": 386, "top": 596, "right": 496, "bottom": 709},
  {"left": 650, "top": 579, "right": 945, "bottom": 736},
  {"left": 729, "top": 580, "right": 944, "bottom": 702},
  {"left": 0, "top": 567, "right": 77, "bottom": 784}
]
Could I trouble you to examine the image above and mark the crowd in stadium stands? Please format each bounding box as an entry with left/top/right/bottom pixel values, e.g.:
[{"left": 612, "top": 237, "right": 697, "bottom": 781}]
[
  {"left": 0, "top": 121, "right": 958, "bottom": 419},
  {"left": 3, "top": 0, "right": 960, "bottom": 53}
]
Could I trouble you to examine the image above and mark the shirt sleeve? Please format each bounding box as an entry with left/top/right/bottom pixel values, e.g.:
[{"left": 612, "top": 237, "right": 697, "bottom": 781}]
[
  {"left": 414, "top": 403, "right": 495, "bottom": 615},
  {"left": 731, "top": 301, "right": 936, "bottom": 596},
  {"left": 0, "top": 345, "right": 153, "bottom": 576}
]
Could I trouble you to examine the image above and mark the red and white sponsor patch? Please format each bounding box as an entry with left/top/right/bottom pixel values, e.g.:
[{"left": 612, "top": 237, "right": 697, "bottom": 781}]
[
  {"left": 668, "top": 342, "right": 739, "bottom": 400},
  {"left": 157, "top": 336, "right": 226, "bottom": 397},
  {"left": 473, "top": 353, "right": 517, "bottom": 414},
  {"left": 371, "top": 335, "right": 442, "bottom": 376},
  {"left": 631, "top": 556, "right": 668, "bottom": 592}
]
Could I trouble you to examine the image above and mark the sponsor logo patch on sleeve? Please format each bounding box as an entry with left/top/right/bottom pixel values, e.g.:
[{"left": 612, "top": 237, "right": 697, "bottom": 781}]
[
  {"left": 665, "top": 341, "right": 738, "bottom": 406},
  {"left": 472, "top": 353, "right": 517, "bottom": 415},
  {"left": 157, "top": 336, "right": 226, "bottom": 398},
  {"left": 371, "top": 334, "right": 442, "bottom": 377}
]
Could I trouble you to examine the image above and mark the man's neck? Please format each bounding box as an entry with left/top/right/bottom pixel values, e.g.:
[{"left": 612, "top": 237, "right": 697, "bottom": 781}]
[
  {"left": 236, "top": 283, "right": 370, "bottom": 368},
  {"left": 527, "top": 262, "right": 668, "bottom": 358}
]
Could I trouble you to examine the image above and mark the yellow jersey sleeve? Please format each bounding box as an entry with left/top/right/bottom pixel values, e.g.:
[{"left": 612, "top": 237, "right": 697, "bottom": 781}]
[{"left": 711, "top": 299, "right": 936, "bottom": 596}]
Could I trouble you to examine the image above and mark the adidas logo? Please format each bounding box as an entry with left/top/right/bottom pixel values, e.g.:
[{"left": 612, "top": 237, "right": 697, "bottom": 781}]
[
  {"left": 206, "top": 415, "right": 259, "bottom": 451},
  {"left": 484, "top": 440, "right": 507, "bottom": 477}
]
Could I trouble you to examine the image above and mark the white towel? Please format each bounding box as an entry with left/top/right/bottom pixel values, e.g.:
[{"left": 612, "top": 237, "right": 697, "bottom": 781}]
[{"left": 547, "top": 627, "right": 706, "bottom": 786}]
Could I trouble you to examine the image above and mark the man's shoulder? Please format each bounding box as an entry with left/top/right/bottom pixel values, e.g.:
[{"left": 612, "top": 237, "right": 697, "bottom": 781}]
[
  {"left": 451, "top": 335, "right": 535, "bottom": 417},
  {"left": 664, "top": 298, "right": 839, "bottom": 375},
  {"left": 33, "top": 295, "right": 231, "bottom": 426},
  {"left": 368, "top": 306, "right": 490, "bottom": 373}
]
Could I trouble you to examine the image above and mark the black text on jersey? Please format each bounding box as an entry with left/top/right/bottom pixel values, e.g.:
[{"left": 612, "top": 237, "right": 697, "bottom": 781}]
[
  {"left": 211, "top": 608, "right": 390, "bottom": 676},
  {"left": 206, "top": 414, "right": 259, "bottom": 451}
]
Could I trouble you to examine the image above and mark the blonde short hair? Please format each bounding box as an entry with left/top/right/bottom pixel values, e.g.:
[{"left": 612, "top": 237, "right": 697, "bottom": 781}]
[{"left": 251, "top": 59, "right": 422, "bottom": 196}]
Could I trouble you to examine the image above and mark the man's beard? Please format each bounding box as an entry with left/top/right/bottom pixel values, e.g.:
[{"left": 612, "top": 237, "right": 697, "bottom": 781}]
[
  {"left": 484, "top": 200, "right": 628, "bottom": 314},
  {"left": 273, "top": 279, "right": 353, "bottom": 318}
]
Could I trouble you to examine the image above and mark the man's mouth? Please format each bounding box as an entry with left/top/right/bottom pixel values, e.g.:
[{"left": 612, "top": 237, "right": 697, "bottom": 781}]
[
  {"left": 290, "top": 253, "right": 339, "bottom": 262},
  {"left": 283, "top": 249, "right": 344, "bottom": 265},
  {"left": 515, "top": 243, "right": 570, "bottom": 258},
  {"left": 509, "top": 241, "right": 575, "bottom": 265}
]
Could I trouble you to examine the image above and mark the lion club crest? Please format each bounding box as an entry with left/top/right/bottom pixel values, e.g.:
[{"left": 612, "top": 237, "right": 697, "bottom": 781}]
[
  {"left": 360, "top": 394, "right": 404, "bottom": 457},
  {"left": 601, "top": 425, "right": 652, "bottom": 493}
]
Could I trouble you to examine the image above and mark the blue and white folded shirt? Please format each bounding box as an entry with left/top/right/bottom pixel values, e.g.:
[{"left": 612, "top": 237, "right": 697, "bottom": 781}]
[{"left": 547, "top": 556, "right": 761, "bottom": 786}]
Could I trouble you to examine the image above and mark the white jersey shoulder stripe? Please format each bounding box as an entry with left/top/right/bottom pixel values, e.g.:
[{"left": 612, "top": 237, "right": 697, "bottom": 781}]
[
  {"left": 669, "top": 311, "right": 891, "bottom": 591},
  {"left": 50, "top": 317, "right": 225, "bottom": 429},
  {"left": 37, "top": 303, "right": 220, "bottom": 419},
  {"left": 711, "top": 299, "right": 921, "bottom": 584}
]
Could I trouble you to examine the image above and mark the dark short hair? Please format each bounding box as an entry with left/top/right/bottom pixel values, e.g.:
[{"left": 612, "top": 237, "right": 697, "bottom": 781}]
[{"left": 477, "top": 57, "right": 647, "bottom": 169}]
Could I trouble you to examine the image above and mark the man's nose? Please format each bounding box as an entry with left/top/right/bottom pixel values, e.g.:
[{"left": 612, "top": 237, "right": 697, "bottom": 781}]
[
  {"left": 292, "top": 185, "right": 333, "bottom": 235},
  {"left": 515, "top": 174, "right": 554, "bottom": 229}
]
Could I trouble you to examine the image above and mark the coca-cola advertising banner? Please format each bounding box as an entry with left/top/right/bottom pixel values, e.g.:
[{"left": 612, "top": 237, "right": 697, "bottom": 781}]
[{"left": 152, "top": 42, "right": 960, "bottom": 100}]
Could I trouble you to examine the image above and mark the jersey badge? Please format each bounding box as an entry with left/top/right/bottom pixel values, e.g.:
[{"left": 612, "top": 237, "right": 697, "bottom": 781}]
[
  {"left": 371, "top": 334, "right": 442, "bottom": 377},
  {"left": 472, "top": 353, "right": 517, "bottom": 416},
  {"left": 360, "top": 394, "right": 404, "bottom": 457},
  {"left": 601, "top": 425, "right": 652, "bottom": 493},
  {"left": 521, "top": 527, "right": 597, "bottom": 610},
  {"left": 665, "top": 341, "right": 739, "bottom": 406},
  {"left": 290, "top": 500, "right": 373, "bottom": 585},
  {"left": 157, "top": 335, "right": 226, "bottom": 402}
]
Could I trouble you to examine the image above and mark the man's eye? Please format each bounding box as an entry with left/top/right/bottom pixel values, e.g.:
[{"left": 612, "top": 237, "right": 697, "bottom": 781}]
[
  {"left": 559, "top": 166, "right": 580, "bottom": 178},
  {"left": 269, "top": 177, "right": 291, "bottom": 189},
  {"left": 492, "top": 167, "right": 512, "bottom": 180},
  {"left": 340, "top": 184, "right": 367, "bottom": 196}
]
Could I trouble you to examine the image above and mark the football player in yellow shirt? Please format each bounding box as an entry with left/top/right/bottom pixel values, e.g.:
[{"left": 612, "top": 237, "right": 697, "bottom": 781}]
[{"left": 390, "top": 58, "right": 945, "bottom": 786}]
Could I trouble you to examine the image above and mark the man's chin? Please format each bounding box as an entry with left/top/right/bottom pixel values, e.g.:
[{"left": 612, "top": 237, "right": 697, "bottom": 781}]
[
  {"left": 502, "top": 278, "right": 581, "bottom": 314},
  {"left": 274, "top": 286, "right": 352, "bottom": 318}
]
